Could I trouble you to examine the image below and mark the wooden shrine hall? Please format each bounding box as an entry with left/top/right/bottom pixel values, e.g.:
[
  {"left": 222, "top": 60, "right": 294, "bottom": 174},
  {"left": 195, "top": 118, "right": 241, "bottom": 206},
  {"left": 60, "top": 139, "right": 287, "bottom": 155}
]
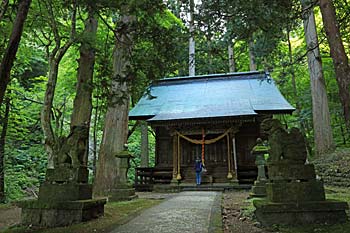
[{"left": 129, "top": 71, "right": 295, "bottom": 190}]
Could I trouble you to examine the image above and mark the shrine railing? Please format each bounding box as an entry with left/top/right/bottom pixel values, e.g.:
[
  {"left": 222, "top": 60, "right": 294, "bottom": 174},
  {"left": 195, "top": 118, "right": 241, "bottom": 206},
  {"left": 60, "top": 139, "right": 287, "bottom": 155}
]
[{"left": 135, "top": 167, "right": 173, "bottom": 191}]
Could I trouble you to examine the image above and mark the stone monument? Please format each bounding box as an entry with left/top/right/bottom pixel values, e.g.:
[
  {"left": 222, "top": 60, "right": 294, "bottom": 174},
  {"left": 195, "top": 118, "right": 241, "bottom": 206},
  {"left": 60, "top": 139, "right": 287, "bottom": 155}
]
[
  {"left": 250, "top": 138, "right": 268, "bottom": 198},
  {"left": 254, "top": 119, "right": 348, "bottom": 226},
  {"left": 109, "top": 144, "right": 137, "bottom": 201},
  {"left": 18, "top": 126, "right": 106, "bottom": 227}
]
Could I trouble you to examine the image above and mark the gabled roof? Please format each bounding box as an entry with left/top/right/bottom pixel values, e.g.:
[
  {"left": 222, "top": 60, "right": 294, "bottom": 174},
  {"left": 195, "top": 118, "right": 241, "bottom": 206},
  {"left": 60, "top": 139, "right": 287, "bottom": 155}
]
[{"left": 129, "top": 71, "right": 295, "bottom": 122}]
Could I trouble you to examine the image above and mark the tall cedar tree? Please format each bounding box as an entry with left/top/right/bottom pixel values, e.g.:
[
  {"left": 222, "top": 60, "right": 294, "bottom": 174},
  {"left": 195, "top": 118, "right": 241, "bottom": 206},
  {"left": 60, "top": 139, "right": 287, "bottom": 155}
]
[
  {"left": 68, "top": 6, "right": 98, "bottom": 167},
  {"left": 301, "top": 0, "right": 334, "bottom": 154},
  {"left": 94, "top": 13, "right": 135, "bottom": 196},
  {"left": 319, "top": 0, "right": 350, "bottom": 127}
]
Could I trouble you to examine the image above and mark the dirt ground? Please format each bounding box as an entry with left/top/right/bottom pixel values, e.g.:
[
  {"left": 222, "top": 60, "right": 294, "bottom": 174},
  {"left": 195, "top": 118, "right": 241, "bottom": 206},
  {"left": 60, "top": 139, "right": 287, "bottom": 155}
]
[
  {"left": 0, "top": 206, "right": 21, "bottom": 231},
  {"left": 222, "top": 191, "right": 269, "bottom": 233}
]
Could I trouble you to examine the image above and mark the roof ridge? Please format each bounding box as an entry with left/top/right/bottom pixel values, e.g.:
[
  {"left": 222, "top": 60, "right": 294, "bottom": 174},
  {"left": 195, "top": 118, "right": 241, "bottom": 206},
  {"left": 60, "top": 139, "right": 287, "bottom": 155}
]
[{"left": 154, "top": 71, "right": 266, "bottom": 84}]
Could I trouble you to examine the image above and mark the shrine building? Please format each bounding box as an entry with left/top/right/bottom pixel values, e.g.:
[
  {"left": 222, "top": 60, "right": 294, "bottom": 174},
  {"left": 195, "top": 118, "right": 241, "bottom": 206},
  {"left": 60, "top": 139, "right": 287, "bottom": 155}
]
[{"left": 129, "top": 71, "right": 295, "bottom": 190}]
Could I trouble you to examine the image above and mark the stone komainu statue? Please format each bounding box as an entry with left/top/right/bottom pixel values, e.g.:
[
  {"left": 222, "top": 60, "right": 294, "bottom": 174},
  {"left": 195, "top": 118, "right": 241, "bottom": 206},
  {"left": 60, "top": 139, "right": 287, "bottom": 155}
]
[
  {"left": 56, "top": 125, "right": 89, "bottom": 168},
  {"left": 260, "top": 118, "right": 307, "bottom": 164}
]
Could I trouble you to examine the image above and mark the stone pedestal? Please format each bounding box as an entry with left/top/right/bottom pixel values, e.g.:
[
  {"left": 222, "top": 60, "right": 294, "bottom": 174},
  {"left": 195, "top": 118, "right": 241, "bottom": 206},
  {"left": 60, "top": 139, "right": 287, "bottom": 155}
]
[
  {"left": 110, "top": 150, "right": 137, "bottom": 202},
  {"left": 254, "top": 200, "right": 348, "bottom": 226},
  {"left": 19, "top": 198, "right": 106, "bottom": 227},
  {"left": 251, "top": 180, "right": 267, "bottom": 197},
  {"left": 18, "top": 165, "right": 106, "bottom": 227},
  {"left": 109, "top": 187, "right": 137, "bottom": 201}
]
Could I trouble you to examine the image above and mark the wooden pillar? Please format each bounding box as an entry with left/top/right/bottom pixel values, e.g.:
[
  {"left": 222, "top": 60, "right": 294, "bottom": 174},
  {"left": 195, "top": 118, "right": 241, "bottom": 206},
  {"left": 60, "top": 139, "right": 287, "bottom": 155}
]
[
  {"left": 226, "top": 134, "right": 233, "bottom": 179},
  {"left": 171, "top": 132, "right": 178, "bottom": 183},
  {"left": 232, "top": 136, "right": 238, "bottom": 180},
  {"left": 176, "top": 134, "right": 182, "bottom": 180},
  {"left": 140, "top": 121, "right": 149, "bottom": 167}
]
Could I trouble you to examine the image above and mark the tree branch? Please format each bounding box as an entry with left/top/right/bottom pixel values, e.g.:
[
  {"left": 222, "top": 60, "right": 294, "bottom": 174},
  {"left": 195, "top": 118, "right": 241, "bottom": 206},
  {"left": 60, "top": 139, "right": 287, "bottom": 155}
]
[
  {"left": 45, "top": 0, "right": 60, "bottom": 58},
  {"left": 0, "top": 0, "right": 9, "bottom": 22}
]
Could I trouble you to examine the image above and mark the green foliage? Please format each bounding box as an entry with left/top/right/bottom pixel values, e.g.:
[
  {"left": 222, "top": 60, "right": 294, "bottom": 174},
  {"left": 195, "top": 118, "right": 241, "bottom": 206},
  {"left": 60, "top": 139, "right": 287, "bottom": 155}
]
[{"left": 3, "top": 78, "right": 47, "bottom": 201}]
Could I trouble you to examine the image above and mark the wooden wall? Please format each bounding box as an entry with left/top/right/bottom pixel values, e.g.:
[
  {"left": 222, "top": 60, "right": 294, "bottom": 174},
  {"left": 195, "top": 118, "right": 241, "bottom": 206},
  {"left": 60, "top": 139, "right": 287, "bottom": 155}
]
[{"left": 153, "top": 120, "right": 260, "bottom": 182}]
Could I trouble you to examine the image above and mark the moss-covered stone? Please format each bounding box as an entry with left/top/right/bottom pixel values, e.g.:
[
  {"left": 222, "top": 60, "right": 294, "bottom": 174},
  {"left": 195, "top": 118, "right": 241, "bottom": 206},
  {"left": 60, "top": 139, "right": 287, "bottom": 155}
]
[
  {"left": 268, "top": 164, "right": 316, "bottom": 180},
  {"left": 266, "top": 180, "right": 325, "bottom": 202},
  {"left": 254, "top": 199, "right": 348, "bottom": 226},
  {"left": 109, "top": 188, "right": 137, "bottom": 202},
  {"left": 250, "top": 181, "right": 267, "bottom": 197},
  {"left": 18, "top": 198, "right": 106, "bottom": 227},
  {"left": 38, "top": 183, "right": 92, "bottom": 202},
  {"left": 256, "top": 119, "right": 349, "bottom": 226},
  {"left": 46, "top": 166, "right": 88, "bottom": 183}
]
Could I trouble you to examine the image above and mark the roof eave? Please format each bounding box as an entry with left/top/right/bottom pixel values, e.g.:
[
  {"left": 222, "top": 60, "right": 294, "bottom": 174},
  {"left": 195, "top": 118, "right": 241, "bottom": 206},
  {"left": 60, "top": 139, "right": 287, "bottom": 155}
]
[
  {"left": 129, "top": 115, "right": 155, "bottom": 121},
  {"left": 254, "top": 109, "right": 295, "bottom": 115}
]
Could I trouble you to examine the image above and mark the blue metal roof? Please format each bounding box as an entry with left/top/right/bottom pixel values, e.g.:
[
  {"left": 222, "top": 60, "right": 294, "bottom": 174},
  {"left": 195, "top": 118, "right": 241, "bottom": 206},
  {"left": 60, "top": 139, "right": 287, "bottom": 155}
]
[{"left": 129, "top": 71, "right": 295, "bottom": 122}]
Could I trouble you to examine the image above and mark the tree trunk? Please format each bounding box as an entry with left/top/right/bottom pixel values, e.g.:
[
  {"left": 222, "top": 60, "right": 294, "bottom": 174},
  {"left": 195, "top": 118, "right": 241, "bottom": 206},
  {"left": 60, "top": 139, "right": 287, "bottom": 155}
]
[
  {"left": 319, "top": 0, "right": 350, "bottom": 126},
  {"left": 228, "top": 42, "right": 235, "bottom": 72},
  {"left": 189, "top": 0, "right": 195, "bottom": 76},
  {"left": 94, "top": 14, "right": 134, "bottom": 197},
  {"left": 287, "top": 30, "right": 312, "bottom": 157},
  {"left": 301, "top": 0, "right": 334, "bottom": 155},
  {"left": 0, "top": 95, "right": 10, "bottom": 203},
  {"left": 140, "top": 121, "right": 149, "bottom": 167},
  {"left": 70, "top": 10, "right": 97, "bottom": 167},
  {"left": 0, "top": 0, "right": 31, "bottom": 106},
  {"left": 41, "top": 61, "right": 59, "bottom": 168},
  {"left": 249, "top": 40, "right": 257, "bottom": 71},
  {"left": 92, "top": 98, "right": 100, "bottom": 180}
]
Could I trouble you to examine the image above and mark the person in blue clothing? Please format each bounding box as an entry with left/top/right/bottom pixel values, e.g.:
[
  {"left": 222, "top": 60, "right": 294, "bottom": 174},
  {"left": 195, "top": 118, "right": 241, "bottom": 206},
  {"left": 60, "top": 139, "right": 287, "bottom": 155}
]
[{"left": 195, "top": 157, "right": 203, "bottom": 185}]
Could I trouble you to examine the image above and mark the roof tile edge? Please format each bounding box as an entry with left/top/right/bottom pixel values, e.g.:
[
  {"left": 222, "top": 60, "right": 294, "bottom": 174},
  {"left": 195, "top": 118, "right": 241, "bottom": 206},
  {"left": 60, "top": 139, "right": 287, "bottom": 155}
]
[{"left": 153, "top": 70, "right": 266, "bottom": 84}]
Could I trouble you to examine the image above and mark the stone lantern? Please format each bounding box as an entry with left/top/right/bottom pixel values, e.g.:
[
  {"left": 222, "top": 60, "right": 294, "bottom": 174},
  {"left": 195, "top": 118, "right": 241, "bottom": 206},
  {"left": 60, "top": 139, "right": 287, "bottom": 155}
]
[
  {"left": 250, "top": 138, "right": 268, "bottom": 197},
  {"left": 110, "top": 144, "right": 137, "bottom": 201}
]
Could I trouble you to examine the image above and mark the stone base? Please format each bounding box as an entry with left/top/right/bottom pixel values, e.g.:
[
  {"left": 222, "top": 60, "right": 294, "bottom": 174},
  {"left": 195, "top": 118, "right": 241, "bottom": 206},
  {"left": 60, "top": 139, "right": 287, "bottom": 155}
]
[
  {"left": 268, "top": 164, "right": 316, "bottom": 180},
  {"left": 153, "top": 184, "right": 180, "bottom": 193},
  {"left": 38, "top": 183, "right": 92, "bottom": 202},
  {"left": 254, "top": 199, "right": 348, "bottom": 226},
  {"left": 18, "top": 198, "right": 106, "bottom": 227},
  {"left": 266, "top": 180, "right": 325, "bottom": 202},
  {"left": 229, "top": 179, "right": 239, "bottom": 185},
  {"left": 250, "top": 180, "right": 267, "bottom": 197},
  {"left": 170, "top": 178, "right": 179, "bottom": 185},
  {"left": 109, "top": 188, "right": 137, "bottom": 202}
]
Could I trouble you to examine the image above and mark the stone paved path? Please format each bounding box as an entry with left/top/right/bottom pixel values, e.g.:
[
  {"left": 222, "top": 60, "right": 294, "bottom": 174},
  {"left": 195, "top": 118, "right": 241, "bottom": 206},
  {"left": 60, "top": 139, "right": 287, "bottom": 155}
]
[{"left": 111, "top": 191, "right": 222, "bottom": 233}]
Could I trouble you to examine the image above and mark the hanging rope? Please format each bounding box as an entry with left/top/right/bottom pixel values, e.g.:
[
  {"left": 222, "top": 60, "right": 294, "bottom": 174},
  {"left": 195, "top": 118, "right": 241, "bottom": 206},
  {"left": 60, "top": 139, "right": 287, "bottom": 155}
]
[{"left": 175, "top": 128, "right": 233, "bottom": 145}]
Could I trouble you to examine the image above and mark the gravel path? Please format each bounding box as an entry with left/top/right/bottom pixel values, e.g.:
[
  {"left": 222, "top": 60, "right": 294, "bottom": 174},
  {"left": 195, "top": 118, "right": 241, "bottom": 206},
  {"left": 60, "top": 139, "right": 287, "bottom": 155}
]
[{"left": 111, "top": 191, "right": 221, "bottom": 233}]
